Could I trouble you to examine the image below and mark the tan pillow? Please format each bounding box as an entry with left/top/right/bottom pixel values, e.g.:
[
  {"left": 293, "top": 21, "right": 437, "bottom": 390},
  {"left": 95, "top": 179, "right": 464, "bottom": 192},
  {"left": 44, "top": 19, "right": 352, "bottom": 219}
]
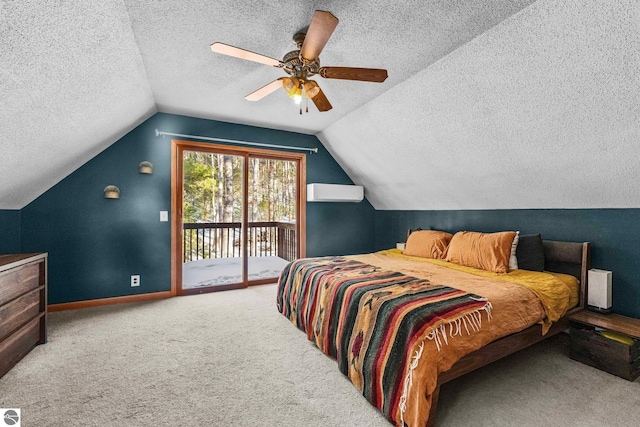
[
  {"left": 444, "top": 231, "right": 517, "bottom": 273},
  {"left": 403, "top": 230, "right": 453, "bottom": 259}
]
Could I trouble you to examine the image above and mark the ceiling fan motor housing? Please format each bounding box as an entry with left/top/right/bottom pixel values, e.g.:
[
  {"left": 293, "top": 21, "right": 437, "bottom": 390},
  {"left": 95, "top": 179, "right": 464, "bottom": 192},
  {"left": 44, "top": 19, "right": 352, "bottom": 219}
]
[{"left": 283, "top": 33, "right": 320, "bottom": 79}]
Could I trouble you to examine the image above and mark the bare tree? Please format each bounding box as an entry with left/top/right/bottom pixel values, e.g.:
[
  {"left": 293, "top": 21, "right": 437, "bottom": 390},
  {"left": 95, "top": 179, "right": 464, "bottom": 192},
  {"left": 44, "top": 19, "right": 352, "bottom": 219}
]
[
  {"left": 183, "top": 151, "right": 298, "bottom": 261},
  {"left": 251, "top": 158, "right": 260, "bottom": 222}
]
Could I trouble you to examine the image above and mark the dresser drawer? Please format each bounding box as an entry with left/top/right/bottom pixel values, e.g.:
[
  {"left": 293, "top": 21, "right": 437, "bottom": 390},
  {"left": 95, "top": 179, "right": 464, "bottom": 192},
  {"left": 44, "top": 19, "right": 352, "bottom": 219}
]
[
  {"left": 0, "top": 317, "right": 41, "bottom": 378},
  {"left": 0, "top": 288, "right": 41, "bottom": 341},
  {"left": 570, "top": 325, "right": 640, "bottom": 381},
  {"left": 0, "top": 262, "right": 41, "bottom": 306}
]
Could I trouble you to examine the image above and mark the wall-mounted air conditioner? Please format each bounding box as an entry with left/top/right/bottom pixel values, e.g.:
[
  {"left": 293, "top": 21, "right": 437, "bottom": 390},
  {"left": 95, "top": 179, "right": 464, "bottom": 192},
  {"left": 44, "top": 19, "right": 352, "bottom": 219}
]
[{"left": 307, "top": 183, "right": 364, "bottom": 203}]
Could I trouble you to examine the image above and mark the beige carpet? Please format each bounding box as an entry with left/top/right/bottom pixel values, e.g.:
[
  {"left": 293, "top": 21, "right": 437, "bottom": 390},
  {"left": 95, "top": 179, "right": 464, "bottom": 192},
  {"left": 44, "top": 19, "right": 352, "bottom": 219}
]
[{"left": 1, "top": 284, "right": 638, "bottom": 426}]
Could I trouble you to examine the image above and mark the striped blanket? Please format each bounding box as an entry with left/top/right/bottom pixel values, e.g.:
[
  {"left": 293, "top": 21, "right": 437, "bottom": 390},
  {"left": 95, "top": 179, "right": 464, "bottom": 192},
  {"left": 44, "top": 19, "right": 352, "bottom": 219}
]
[{"left": 276, "top": 257, "right": 492, "bottom": 425}]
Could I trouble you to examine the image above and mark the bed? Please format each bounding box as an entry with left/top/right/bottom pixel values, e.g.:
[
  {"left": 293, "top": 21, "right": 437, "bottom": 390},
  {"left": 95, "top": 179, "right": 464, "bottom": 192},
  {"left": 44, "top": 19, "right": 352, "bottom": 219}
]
[{"left": 276, "top": 231, "right": 590, "bottom": 426}]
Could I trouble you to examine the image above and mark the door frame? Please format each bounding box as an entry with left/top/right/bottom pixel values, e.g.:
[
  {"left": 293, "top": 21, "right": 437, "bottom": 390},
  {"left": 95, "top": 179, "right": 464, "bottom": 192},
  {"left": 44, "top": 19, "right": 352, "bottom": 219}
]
[{"left": 171, "top": 139, "right": 306, "bottom": 296}]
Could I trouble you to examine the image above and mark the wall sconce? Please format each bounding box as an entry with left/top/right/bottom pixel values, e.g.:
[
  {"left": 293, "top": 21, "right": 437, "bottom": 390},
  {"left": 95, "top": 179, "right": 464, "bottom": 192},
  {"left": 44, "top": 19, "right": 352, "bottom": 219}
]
[
  {"left": 103, "top": 185, "right": 120, "bottom": 199},
  {"left": 138, "top": 161, "right": 153, "bottom": 174}
]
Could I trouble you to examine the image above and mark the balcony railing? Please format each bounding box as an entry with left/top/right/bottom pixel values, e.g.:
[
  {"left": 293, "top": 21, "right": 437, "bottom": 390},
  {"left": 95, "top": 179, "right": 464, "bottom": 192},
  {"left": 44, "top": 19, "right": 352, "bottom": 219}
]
[{"left": 183, "top": 221, "right": 297, "bottom": 263}]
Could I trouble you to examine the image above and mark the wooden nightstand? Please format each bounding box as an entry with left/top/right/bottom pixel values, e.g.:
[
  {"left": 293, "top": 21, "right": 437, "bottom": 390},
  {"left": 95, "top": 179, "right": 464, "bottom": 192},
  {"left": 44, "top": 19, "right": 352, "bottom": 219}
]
[{"left": 568, "top": 310, "right": 640, "bottom": 381}]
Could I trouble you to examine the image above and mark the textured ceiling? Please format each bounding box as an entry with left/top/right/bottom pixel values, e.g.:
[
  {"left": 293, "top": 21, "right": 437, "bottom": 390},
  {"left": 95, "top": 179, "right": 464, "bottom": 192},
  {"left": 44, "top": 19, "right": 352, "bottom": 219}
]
[
  {"left": 319, "top": 0, "right": 640, "bottom": 209},
  {"left": 1, "top": 0, "right": 638, "bottom": 211},
  {"left": 123, "top": 0, "right": 535, "bottom": 133},
  {"left": 0, "top": 0, "right": 156, "bottom": 209}
]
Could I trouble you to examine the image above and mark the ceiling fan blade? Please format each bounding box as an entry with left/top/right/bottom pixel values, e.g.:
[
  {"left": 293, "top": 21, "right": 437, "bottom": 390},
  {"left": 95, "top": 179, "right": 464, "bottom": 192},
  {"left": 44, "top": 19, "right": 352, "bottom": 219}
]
[
  {"left": 211, "top": 42, "right": 282, "bottom": 67},
  {"left": 245, "top": 78, "right": 285, "bottom": 101},
  {"left": 311, "top": 86, "right": 332, "bottom": 112},
  {"left": 300, "top": 10, "right": 339, "bottom": 61},
  {"left": 319, "top": 67, "right": 388, "bottom": 82}
]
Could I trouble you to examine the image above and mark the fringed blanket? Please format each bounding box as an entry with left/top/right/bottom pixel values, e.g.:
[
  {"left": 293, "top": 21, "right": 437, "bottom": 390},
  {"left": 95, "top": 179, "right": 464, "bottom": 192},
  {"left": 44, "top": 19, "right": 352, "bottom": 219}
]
[{"left": 276, "top": 257, "right": 493, "bottom": 425}]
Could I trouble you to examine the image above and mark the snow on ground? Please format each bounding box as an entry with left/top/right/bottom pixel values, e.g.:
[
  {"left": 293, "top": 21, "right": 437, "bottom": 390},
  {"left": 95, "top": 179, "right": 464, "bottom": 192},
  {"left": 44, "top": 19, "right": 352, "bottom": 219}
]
[{"left": 182, "top": 256, "right": 290, "bottom": 289}]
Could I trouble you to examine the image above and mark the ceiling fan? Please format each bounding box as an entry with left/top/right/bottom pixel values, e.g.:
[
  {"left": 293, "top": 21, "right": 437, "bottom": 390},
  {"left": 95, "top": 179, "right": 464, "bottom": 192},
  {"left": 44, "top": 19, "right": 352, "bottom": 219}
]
[{"left": 210, "top": 10, "right": 388, "bottom": 114}]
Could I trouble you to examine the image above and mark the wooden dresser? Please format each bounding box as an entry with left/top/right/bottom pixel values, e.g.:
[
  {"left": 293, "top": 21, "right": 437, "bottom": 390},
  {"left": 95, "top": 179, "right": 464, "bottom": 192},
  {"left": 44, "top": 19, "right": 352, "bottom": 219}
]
[{"left": 0, "top": 253, "right": 48, "bottom": 378}]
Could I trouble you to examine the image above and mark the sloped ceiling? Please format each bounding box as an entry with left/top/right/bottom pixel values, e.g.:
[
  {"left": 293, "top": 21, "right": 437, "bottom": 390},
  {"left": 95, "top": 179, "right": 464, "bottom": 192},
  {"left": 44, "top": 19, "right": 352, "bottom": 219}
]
[
  {"left": 1, "top": 0, "right": 638, "bottom": 211},
  {"left": 319, "top": 0, "right": 640, "bottom": 210},
  {"left": 0, "top": 1, "right": 156, "bottom": 210}
]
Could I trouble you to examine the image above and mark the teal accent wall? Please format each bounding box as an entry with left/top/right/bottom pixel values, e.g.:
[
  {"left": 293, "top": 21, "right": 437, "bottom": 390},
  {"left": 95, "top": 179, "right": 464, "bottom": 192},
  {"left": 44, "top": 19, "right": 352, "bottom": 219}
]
[
  {"left": 20, "top": 113, "right": 375, "bottom": 304},
  {"left": 0, "top": 210, "right": 21, "bottom": 254},
  {"left": 375, "top": 209, "right": 640, "bottom": 318},
  {"left": 15, "top": 111, "right": 639, "bottom": 319}
]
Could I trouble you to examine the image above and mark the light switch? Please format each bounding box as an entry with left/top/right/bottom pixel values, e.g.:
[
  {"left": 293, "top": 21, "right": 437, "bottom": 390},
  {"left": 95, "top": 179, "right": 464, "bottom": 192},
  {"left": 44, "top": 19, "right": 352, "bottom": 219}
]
[{"left": 160, "top": 211, "right": 169, "bottom": 222}]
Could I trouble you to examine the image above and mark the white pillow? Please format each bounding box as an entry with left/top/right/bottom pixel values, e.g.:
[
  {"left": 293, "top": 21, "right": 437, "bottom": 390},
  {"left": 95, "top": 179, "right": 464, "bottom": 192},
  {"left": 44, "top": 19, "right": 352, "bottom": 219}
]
[{"left": 509, "top": 231, "right": 520, "bottom": 271}]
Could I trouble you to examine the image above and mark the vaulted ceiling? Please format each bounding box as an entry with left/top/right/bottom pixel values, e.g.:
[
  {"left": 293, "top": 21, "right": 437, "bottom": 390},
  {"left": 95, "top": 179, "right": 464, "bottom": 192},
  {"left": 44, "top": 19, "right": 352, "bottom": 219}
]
[{"left": 1, "top": 1, "right": 638, "bottom": 210}]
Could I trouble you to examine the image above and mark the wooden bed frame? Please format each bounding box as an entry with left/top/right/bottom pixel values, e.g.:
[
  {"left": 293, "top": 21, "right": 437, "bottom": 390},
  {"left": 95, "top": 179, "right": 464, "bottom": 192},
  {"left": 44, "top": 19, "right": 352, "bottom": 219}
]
[{"left": 426, "top": 240, "right": 591, "bottom": 426}]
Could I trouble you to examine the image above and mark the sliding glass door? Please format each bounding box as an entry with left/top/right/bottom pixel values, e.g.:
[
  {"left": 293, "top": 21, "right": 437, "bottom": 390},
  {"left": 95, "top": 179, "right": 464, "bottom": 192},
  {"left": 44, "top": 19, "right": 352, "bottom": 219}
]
[
  {"left": 246, "top": 157, "right": 298, "bottom": 285},
  {"left": 181, "top": 151, "right": 245, "bottom": 292},
  {"left": 172, "top": 141, "right": 306, "bottom": 295}
]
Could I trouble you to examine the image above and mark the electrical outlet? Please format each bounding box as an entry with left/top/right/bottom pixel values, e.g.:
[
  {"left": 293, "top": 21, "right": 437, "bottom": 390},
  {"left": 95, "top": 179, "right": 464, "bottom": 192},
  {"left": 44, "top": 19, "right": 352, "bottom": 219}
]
[{"left": 131, "top": 275, "right": 140, "bottom": 287}]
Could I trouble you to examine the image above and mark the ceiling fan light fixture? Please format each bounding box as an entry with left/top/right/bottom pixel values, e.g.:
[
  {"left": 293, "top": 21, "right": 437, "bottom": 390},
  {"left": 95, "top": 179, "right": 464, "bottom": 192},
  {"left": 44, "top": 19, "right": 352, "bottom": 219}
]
[
  {"left": 284, "top": 77, "right": 304, "bottom": 103},
  {"left": 283, "top": 77, "right": 299, "bottom": 93},
  {"left": 303, "top": 80, "right": 320, "bottom": 98}
]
